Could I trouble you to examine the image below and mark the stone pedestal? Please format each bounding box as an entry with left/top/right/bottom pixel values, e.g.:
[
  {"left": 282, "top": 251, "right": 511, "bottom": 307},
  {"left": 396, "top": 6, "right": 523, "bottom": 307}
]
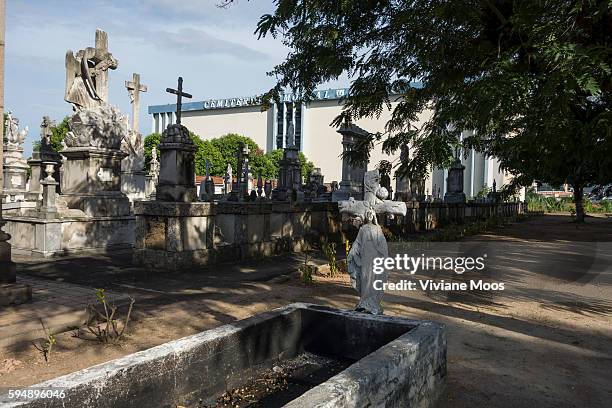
[
  {"left": 0, "top": 223, "right": 31, "bottom": 306},
  {"left": 444, "top": 158, "right": 466, "bottom": 203},
  {"left": 156, "top": 124, "right": 197, "bottom": 202},
  {"left": 3, "top": 145, "right": 29, "bottom": 203},
  {"left": 144, "top": 174, "right": 158, "bottom": 199},
  {"left": 39, "top": 162, "right": 60, "bottom": 220},
  {"left": 332, "top": 124, "right": 368, "bottom": 202},
  {"left": 121, "top": 170, "right": 147, "bottom": 202},
  {"left": 272, "top": 147, "right": 302, "bottom": 201},
  {"left": 60, "top": 147, "right": 130, "bottom": 216}
]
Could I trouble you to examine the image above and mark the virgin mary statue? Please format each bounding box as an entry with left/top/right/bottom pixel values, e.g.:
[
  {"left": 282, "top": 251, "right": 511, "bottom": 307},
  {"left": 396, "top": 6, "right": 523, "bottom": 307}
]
[{"left": 347, "top": 208, "right": 389, "bottom": 314}]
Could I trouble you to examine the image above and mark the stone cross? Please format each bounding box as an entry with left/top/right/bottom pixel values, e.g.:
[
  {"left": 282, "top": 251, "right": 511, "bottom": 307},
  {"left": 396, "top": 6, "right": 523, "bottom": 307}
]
[
  {"left": 125, "top": 73, "right": 147, "bottom": 132},
  {"left": 93, "top": 29, "right": 113, "bottom": 103},
  {"left": 166, "top": 77, "right": 192, "bottom": 125},
  {"left": 339, "top": 169, "right": 407, "bottom": 221},
  {"left": 205, "top": 159, "right": 211, "bottom": 179}
]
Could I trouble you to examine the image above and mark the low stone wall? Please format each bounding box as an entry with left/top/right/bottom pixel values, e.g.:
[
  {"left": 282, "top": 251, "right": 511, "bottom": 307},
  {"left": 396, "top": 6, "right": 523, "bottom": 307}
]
[
  {"left": 0, "top": 304, "right": 446, "bottom": 408},
  {"left": 133, "top": 201, "right": 342, "bottom": 270},
  {"left": 4, "top": 216, "right": 135, "bottom": 257}
]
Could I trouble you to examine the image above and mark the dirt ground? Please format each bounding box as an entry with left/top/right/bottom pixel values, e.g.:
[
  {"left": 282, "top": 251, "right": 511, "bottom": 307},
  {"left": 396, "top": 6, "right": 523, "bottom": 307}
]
[{"left": 1, "top": 213, "right": 611, "bottom": 408}]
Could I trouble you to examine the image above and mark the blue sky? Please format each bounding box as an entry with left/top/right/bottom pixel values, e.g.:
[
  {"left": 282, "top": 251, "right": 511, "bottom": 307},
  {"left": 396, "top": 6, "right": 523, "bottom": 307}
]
[{"left": 5, "top": 0, "right": 318, "bottom": 156}]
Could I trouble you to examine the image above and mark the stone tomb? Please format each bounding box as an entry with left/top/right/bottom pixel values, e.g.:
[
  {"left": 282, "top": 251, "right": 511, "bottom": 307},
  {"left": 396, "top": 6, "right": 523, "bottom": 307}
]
[
  {"left": 0, "top": 304, "right": 447, "bottom": 408},
  {"left": 134, "top": 201, "right": 341, "bottom": 270}
]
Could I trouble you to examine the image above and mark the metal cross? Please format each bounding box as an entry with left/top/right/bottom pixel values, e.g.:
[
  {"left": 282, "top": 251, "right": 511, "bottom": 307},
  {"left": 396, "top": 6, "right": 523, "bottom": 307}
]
[{"left": 166, "top": 77, "right": 192, "bottom": 125}]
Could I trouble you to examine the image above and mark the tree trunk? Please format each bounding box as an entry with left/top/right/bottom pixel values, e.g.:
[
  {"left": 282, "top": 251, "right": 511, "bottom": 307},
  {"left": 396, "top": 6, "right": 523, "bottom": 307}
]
[{"left": 573, "top": 182, "right": 585, "bottom": 222}]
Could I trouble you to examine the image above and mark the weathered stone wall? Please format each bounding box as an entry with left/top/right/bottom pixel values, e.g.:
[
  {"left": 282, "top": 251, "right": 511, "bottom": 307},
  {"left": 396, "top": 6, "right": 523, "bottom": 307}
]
[
  {"left": 4, "top": 216, "right": 135, "bottom": 257},
  {"left": 133, "top": 201, "right": 343, "bottom": 270}
]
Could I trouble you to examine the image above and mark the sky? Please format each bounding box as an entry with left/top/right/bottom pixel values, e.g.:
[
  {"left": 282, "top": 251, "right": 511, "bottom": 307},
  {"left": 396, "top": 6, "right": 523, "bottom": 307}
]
[{"left": 5, "top": 0, "right": 331, "bottom": 157}]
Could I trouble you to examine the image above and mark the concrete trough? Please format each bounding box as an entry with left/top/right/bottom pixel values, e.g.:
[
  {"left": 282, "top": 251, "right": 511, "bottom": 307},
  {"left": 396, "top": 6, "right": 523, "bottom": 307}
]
[{"left": 1, "top": 303, "right": 446, "bottom": 408}]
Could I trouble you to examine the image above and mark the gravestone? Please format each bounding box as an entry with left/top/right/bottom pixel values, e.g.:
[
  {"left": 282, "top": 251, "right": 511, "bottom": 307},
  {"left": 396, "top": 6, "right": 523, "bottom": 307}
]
[
  {"left": 444, "top": 157, "right": 466, "bottom": 203},
  {"left": 339, "top": 169, "right": 407, "bottom": 314},
  {"left": 61, "top": 29, "right": 130, "bottom": 217},
  {"left": 332, "top": 124, "right": 369, "bottom": 201},
  {"left": 121, "top": 73, "right": 148, "bottom": 202},
  {"left": 156, "top": 77, "right": 197, "bottom": 202},
  {"left": 272, "top": 122, "right": 302, "bottom": 201},
  {"left": 3, "top": 112, "right": 29, "bottom": 203}
]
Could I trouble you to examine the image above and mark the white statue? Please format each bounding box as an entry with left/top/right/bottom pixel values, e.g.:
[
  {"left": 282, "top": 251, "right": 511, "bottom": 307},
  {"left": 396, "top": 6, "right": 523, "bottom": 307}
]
[
  {"left": 5, "top": 112, "right": 27, "bottom": 147},
  {"left": 347, "top": 208, "right": 389, "bottom": 314},
  {"left": 149, "top": 146, "right": 160, "bottom": 177}
]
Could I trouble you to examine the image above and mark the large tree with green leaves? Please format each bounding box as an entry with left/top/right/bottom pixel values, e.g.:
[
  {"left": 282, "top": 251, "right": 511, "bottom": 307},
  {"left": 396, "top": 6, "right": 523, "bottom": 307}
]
[{"left": 253, "top": 0, "right": 612, "bottom": 222}]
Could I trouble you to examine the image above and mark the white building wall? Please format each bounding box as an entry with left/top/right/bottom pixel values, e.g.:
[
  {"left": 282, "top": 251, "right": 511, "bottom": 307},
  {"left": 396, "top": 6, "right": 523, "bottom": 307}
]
[{"left": 181, "top": 106, "right": 269, "bottom": 150}]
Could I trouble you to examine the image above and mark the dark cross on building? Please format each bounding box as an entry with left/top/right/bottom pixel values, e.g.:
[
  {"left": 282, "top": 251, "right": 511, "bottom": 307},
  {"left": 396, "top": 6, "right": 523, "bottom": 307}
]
[{"left": 166, "top": 77, "right": 192, "bottom": 125}]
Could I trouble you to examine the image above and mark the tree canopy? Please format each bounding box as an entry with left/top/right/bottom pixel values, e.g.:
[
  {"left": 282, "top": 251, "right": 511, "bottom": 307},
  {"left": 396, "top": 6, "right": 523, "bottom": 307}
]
[
  {"left": 143, "top": 132, "right": 316, "bottom": 182},
  {"left": 254, "top": 0, "right": 612, "bottom": 221}
]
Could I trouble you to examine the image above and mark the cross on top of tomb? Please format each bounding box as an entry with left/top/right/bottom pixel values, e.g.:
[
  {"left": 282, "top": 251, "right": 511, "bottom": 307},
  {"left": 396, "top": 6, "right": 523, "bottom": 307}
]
[
  {"left": 166, "top": 77, "right": 192, "bottom": 125},
  {"left": 125, "top": 73, "right": 147, "bottom": 132}
]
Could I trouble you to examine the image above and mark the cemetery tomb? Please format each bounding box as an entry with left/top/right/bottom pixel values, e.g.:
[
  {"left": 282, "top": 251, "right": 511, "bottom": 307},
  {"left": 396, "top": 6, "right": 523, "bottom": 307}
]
[{"left": 1, "top": 304, "right": 447, "bottom": 408}]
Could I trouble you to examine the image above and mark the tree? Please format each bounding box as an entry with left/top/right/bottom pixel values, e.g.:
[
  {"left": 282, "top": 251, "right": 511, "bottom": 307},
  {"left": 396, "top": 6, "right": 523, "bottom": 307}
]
[
  {"left": 143, "top": 132, "right": 161, "bottom": 168},
  {"left": 254, "top": 0, "right": 612, "bottom": 222}
]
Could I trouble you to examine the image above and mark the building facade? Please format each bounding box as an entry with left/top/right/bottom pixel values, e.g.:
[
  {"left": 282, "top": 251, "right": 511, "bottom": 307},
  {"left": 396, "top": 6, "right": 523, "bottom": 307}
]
[{"left": 149, "top": 88, "right": 509, "bottom": 198}]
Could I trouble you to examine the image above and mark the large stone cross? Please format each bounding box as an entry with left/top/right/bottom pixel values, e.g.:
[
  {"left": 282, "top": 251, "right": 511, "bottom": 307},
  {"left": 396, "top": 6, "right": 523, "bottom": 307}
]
[
  {"left": 166, "top": 77, "right": 192, "bottom": 125},
  {"left": 125, "top": 73, "right": 147, "bottom": 132}
]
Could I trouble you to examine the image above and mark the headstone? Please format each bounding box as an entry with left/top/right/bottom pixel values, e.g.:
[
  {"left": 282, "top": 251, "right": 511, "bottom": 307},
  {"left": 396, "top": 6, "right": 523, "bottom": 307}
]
[
  {"left": 199, "top": 159, "right": 215, "bottom": 201},
  {"left": 271, "top": 121, "right": 302, "bottom": 201},
  {"left": 156, "top": 77, "right": 196, "bottom": 202},
  {"left": 339, "top": 170, "right": 406, "bottom": 314},
  {"left": 332, "top": 124, "right": 369, "bottom": 202},
  {"left": 227, "top": 143, "right": 250, "bottom": 201},
  {"left": 444, "top": 157, "right": 466, "bottom": 203},
  {"left": 3, "top": 112, "right": 29, "bottom": 203},
  {"left": 61, "top": 29, "right": 130, "bottom": 217}
]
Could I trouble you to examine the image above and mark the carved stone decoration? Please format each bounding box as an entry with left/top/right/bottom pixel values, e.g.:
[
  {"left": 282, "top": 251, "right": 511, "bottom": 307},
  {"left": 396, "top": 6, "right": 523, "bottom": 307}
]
[
  {"left": 338, "top": 169, "right": 407, "bottom": 220},
  {"left": 5, "top": 112, "right": 27, "bottom": 148},
  {"left": 65, "top": 29, "right": 118, "bottom": 110},
  {"left": 121, "top": 129, "right": 145, "bottom": 173},
  {"left": 64, "top": 104, "right": 128, "bottom": 150},
  {"left": 3, "top": 112, "right": 29, "bottom": 202},
  {"left": 156, "top": 124, "right": 197, "bottom": 202}
]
